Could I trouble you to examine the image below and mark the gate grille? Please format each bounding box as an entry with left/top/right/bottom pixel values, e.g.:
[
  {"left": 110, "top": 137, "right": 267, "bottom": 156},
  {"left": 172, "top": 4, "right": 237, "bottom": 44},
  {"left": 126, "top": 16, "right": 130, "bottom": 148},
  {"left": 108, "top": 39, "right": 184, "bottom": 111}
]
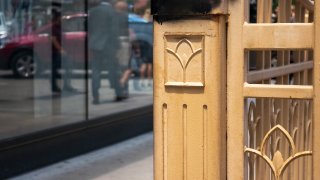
[{"left": 228, "top": 0, "right": 319, "bottom": 179}]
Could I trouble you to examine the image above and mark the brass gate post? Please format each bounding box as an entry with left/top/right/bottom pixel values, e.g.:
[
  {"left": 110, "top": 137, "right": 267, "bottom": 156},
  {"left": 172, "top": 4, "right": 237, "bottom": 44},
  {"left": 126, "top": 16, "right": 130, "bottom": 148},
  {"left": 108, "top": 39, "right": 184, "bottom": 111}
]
[{"left": 152, "top": 1, "right": 227, "bottom": 179}]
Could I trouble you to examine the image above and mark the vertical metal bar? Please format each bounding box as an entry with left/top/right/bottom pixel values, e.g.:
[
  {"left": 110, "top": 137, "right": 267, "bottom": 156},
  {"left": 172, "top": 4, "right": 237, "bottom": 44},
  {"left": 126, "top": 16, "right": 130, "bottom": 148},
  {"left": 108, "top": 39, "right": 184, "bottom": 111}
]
[
  {"left": 263, "top": 2, "right": 272, "bottom": 178},
  {"left": 278, "top": 2, "right": 292, "bottom": 180},
  {"left": 299, "top": 11, "right": 309, "bottom": 179},
  {"left": 292, "top": 4, "right": 304, "bottom": 179},
  {"left": 227, "top": 0, "right": 246, "bottom": 179},
  {"left": 256, "top": 1, "right": 272, "bottom": 179},
  {"left": 313, "top": 0, "right": 320, "bottom": 179},
  {"left": 154, "top": 21, "right": 163, "bottom": 180},
  {"left": 85, "top": 0, "right": 89, "bottom": 121},
  {"left": 306, "top": 11, "right": 314, "bottom": 180},
  {"left": 307, "top": 10, "right": 314, "bottom": 180}
]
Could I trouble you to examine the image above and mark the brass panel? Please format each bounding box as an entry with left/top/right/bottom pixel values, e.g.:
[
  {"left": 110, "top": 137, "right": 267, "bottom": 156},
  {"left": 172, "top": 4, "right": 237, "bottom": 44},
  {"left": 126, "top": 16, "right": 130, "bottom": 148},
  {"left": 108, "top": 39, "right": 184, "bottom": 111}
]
[{"left": 154, "top": 17, "right": 227, "bottom": 180}]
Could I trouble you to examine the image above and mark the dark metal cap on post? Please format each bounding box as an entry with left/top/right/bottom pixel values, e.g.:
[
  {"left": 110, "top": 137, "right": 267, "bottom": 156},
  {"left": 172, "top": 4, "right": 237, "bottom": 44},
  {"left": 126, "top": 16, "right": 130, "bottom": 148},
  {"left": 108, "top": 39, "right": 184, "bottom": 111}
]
[
  {"left": 151, "top": 0, "right": 227, "bottom": 22},
  {"left": 151, "top": 0, "right": 221, "bottom": 15}
]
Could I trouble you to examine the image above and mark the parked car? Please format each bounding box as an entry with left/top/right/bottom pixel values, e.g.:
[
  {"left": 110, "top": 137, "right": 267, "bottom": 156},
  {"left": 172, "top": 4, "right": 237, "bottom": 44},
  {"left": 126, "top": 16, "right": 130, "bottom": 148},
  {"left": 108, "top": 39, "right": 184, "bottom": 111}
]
[
  {"left": 0, "top": 12, "right": 8, "bottom": 49},
  {"left": 0, "top": 13, "right": 152, "bottom": 78}
]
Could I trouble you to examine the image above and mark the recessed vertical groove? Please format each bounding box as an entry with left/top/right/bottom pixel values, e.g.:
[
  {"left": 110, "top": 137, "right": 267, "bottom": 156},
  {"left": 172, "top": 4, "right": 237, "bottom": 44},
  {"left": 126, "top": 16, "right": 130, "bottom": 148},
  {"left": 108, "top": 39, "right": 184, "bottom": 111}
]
[
  {"left": 201, "top": 37, "right": 205, "bottom": 85},
  {"left": 203, "top": 105, "right": 208, "bottom": 180},
  {"left": 183, "top": 69, "right": 187, "bottom": 83},
  {"left": 183, "top": 104, "right": 187, "bottom": 180},
  {"left": 163, "top": 103, "right": 168, "bottom": 180}
]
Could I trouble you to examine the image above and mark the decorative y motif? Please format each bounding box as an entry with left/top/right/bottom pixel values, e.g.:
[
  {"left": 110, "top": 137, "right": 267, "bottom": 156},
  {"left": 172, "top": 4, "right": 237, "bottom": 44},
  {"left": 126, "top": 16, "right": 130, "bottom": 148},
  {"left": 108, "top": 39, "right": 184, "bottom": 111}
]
[
  {"left": 244, "top": 125, "right": 312, "bottom": 180},
  {"left": 166, "top": 38, "right": 202, "bottom": 79},
  {"left": 164, "top": 35, "right": 204, "bottom": 87}
]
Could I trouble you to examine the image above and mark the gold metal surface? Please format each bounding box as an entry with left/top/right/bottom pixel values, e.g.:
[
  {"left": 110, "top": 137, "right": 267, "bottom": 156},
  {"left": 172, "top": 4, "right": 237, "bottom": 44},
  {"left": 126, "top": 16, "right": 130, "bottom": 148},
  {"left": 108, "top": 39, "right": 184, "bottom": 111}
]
[{"left": 154, "top": 0, "right": 319, "bottom": 179}]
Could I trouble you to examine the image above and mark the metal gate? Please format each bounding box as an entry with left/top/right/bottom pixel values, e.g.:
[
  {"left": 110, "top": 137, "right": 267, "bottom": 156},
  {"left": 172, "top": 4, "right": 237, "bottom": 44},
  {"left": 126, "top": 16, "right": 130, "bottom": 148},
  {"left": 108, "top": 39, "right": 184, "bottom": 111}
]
[
  {"left": 228, "top": 0, "right": 319, "bottom": 179},
  {"left": 153, "top": 0, "right": 319, "bottom": 179}
]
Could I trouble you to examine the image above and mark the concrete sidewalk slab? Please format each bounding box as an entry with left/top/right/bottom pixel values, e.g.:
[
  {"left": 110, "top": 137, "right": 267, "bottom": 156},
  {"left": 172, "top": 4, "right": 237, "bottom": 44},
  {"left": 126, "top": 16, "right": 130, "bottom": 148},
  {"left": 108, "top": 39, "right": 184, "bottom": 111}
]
[{"left": 11, "top": 133, "right": 153, "bottom": 180}]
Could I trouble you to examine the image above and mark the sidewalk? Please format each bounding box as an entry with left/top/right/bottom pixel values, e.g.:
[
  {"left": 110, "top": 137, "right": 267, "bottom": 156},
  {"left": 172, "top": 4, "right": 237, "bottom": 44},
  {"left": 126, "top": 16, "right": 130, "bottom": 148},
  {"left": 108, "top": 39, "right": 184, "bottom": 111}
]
[{"left": 11, "top": 133, "right": 153, "bottom": 180}]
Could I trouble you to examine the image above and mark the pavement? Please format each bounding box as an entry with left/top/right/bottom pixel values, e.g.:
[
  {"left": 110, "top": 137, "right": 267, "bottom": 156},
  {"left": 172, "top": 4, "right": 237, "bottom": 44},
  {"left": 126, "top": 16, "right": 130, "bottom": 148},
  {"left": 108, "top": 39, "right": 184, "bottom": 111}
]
[{"left": 11, "top": 133, "right": 154, "bottom": 180}]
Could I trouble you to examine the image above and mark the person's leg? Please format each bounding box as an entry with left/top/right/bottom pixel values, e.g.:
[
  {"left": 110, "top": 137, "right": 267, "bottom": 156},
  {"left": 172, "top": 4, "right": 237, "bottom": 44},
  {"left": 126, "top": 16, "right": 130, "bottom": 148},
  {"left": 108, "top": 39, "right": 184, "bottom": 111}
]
[
  {"left": 62, "top": 54, "right": 75, "bottom": 90},
  {"left": 139, "top": 63, "right": 147, "bottom": 87},
  {"left": 114, "top": 72, "right": 124, "bottom": 100},
  {"left": 51, "top": 54, "right": 61, "bottom": 92},
  {"left": 108, "top": 61, "right": 124, "bottom": 100},
  {"left": 140, "top": 63, "right": 146, "bottom": 78},
  {"left": 91, "top": 51, "right": 102, "bottom": 102},
  {"left": 147, "top": 63, "right": 153, "bottom": 86},
  {"left": 120, "top": 69, "right": 132, "bottom": 87}
]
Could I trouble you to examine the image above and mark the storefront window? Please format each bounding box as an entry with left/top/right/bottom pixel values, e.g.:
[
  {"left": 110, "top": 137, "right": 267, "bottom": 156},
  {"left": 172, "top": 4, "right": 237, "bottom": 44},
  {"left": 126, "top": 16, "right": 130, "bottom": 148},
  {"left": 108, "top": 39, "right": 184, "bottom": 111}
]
[{"left": 0, "top": 0, "right": 153, "bottom": 139}]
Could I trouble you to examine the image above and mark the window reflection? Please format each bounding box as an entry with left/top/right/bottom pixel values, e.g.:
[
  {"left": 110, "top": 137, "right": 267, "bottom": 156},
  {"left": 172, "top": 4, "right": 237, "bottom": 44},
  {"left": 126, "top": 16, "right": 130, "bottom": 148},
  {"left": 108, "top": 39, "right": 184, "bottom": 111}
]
[
  {"left": 0, "top": 0, "right": 153, "bottom": 139},
  {"left": 87, "top": 0, "right": 153, "bottom": 118}
]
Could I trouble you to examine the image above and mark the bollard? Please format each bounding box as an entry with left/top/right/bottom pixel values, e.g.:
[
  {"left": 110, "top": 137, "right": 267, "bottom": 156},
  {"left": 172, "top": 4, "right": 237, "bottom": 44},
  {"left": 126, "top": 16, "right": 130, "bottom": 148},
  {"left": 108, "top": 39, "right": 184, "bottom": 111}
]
[{"left": 152, "top": 1, "right": 227, "bottom": 179}]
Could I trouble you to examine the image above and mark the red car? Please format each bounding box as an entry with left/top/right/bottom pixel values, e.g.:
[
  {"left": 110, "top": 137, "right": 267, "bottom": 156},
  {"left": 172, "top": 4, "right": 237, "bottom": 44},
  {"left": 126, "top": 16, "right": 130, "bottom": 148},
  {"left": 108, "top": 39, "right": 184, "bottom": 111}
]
[
  {"left": 0, "top": 14, "right": 86, "bottom": 78},
  {"left": 0, "top": 13, "right": 153, "bottom": 78}
]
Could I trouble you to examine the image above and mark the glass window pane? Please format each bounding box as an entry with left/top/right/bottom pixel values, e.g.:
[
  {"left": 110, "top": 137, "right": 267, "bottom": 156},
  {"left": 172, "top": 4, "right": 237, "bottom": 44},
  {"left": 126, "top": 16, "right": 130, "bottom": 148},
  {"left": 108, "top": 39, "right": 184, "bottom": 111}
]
[
  {"left": 0, "top": 0, "right": 154, "bottom": 138},
  {"left": 0, "top": 1, "right": 87, "bottom": 139}
]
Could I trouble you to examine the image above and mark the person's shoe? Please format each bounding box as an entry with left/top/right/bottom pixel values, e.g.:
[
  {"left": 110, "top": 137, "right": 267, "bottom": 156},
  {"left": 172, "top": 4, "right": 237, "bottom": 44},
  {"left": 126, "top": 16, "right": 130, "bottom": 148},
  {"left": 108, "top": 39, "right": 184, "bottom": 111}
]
[
  {"left": 114, "top": 96, "right": 128, "bottom": 102},
  {"left": 64, "top": 86, "right": 78, "bottom": 92},
  {"left": 52, "top": 87, "right": 62, "bottom": 93},
  {"left": 147, "top": 79, "right": 153, "bottom": 87},
  {"left": 92, "top": 98, "right": 100, "bottom": 105},
  {"left": 139, "top": 80, "right": 145, "bottom": 88}
]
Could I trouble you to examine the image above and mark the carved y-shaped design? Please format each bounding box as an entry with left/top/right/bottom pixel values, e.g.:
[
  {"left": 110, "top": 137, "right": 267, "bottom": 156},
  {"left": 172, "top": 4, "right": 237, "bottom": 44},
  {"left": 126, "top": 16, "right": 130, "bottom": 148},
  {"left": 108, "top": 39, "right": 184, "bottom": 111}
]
[
  {"left": 166, "top": 38, "right": 202, "bottom": 84},
  {"left": 244, "top": 125, "right": 312, "bottom": 180}
]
